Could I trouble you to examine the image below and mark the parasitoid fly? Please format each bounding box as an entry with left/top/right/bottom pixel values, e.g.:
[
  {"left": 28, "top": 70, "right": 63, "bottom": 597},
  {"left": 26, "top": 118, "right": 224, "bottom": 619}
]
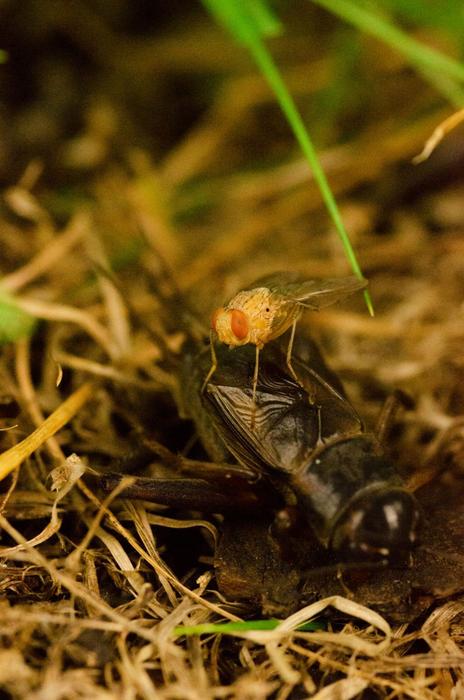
[{"left": 204, "top": 272, "right": 368, "bottom": 410}]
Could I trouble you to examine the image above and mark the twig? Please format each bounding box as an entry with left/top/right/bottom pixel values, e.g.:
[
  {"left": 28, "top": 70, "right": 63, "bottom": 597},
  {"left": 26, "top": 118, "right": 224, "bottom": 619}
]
[{"left": 0, "top": 383, "right": 93, "bottom": 482}]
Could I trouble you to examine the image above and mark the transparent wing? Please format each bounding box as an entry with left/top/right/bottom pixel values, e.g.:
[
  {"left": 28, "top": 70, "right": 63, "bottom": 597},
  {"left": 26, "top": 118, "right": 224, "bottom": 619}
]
[
  {"left": 287, "top": 276, "right": 367, "bottom": 309},
  {"left": 248, "top": 272, "right": 367, "bottom": 310}
]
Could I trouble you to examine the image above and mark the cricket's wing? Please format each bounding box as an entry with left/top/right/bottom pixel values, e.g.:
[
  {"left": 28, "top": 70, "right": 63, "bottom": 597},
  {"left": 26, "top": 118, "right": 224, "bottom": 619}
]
[
  {"left": 249, "top": 272, "right": 367, "bottom": 310},
  {"left": 205, "top": 376, "right": 320, "bottom": 475},
  {"left": 204, "top": 344, "right": 362, "bottom": 475}
]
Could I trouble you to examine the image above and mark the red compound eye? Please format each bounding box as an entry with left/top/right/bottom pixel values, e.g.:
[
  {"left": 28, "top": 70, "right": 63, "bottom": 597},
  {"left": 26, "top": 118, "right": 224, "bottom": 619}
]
[
  {"left": 230, "top": 309, "right": 249, "bottom": 340},
  {"left": 211, "top": 308, "right": 222, "bottom": 331}
]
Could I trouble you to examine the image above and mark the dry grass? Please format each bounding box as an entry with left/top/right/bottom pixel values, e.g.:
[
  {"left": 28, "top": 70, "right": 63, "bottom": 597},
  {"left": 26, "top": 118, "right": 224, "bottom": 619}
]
[{"left": 1, "top": 6, "right": 464, "bottom": 697}]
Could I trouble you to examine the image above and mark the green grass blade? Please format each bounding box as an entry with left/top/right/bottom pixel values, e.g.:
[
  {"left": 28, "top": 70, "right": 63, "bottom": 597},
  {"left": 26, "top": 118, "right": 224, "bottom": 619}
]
[
  {"left": 312, "top": 0, "right": 464, "bottom": 104},
  {"left": 247, "top": 37, "right": 373, "bottom": 314},
  {"left": 174, "top": 618, "right": 324, "bottom": 636},
  {"left": 201, "top": 0, "right": 282, "bottom": 44},
  {"left": 0, "top": 290, "right": 37, "bottom": 344},
  {"left": 202, "top": 0, "right": 373, "bottom": 315}
]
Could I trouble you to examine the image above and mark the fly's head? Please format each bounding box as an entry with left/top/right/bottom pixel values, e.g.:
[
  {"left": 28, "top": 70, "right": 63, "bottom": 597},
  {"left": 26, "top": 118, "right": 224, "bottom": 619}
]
[
  {"left": 212, "top": 307, "right": 251, "bottom": 346},
  {"left": 330, "top": 485, "right": 421, "bottom": 562},
  {"left": 212, "top": 288, "right": 278, "bottom": 347}
]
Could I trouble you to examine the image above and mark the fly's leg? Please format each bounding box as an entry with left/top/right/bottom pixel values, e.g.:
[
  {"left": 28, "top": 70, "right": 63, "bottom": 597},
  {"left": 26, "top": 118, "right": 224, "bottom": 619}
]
[
  {"left": 201, "top": 330, "right": 218, "bottom": 393},
  {"left": 250, "top": 344, "right": 260, "bottom": 429},
  {"left": 285, "top": 320, "right": 298, "bottom": 382},
  {"left": 286, "top": 320, "right": 316, "bottom": 403}
]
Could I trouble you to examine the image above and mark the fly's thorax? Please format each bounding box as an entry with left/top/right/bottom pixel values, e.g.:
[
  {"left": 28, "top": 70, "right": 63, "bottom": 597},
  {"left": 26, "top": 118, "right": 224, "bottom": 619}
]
[
  {"left": 225, "top": 287, "right": 282, "bottom": 346},
  {"left": 213, "top": 287, "right": 299, "bottom": 347}
]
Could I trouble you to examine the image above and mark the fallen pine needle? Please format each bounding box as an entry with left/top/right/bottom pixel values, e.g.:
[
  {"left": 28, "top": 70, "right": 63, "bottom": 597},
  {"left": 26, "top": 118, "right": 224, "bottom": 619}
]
[{"left": 0, "top": 382, "right": 93, "bottom": 481}]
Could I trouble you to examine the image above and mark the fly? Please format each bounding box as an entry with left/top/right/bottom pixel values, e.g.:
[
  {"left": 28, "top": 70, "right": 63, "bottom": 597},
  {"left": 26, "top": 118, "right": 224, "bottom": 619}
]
[{"left": 203, "top": 273, "right": 367, "bottom": 418}]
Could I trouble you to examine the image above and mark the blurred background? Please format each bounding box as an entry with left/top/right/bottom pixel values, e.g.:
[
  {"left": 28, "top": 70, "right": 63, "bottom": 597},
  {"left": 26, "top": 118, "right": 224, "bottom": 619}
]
[{"left": 1, "top": 2, "right": 464, "bottom": 697}]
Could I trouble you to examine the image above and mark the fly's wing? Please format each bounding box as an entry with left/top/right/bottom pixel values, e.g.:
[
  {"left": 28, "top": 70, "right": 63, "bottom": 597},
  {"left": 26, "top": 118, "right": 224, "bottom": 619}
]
[
  {"left": 205, "top": 375, "right": 320, "bottom": 475},
  {"left": 247, "top": 272, "right": 367, "bottom": 310},
  {"left": 278, "top": 276, "right": 367, "bottom": 310},
  {"left": 242, "top": 271, "right": 302, "bottom": 292}
]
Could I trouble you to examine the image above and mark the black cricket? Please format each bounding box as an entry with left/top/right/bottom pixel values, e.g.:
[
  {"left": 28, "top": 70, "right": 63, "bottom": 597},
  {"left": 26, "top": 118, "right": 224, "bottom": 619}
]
[
  {"left": 98, "top": 332, "right": 420, "bottom": 563},
  {"left": 183, "top": 334, "right": 420, "bottom": 561}
]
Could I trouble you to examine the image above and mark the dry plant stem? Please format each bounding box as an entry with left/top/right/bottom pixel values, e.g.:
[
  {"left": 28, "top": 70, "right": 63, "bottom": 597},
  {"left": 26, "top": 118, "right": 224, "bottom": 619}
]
[
  {"left": 15, "top": 338, "right": 63, "bottom": 463},
  {"left": 0, "top": 511, "right": 62, "bottom": 557},
  {"left": 413, "top": 108, "right": 464, "bottom": 163},
  {"left": 77, "top": 479, "right": 241, "bottom": 622},
  {"left": 4, "top": 186, "right": 54, "bottom": 231},
  {"left": 0, "top": 381, "right": 94, "bottom": 481},
  {"left": 311, "top": 678, "right": 368, "bottom": 700},
  {"left": 17, "top": 160, "right": 43, "bottom": 190},
  {"left": 375, "top": 391, "right": 410, "bottom": 445},
  {"left": 125, "top": 501, "right": 178, "bottom": 607},
  {"left": 287, "top": 643, "right": 424, "bottom": 699},
  {"left": 242, "top": 596, "right": 391, "bottom": 655},
  {"left": 407, "top": 417, "right": 464, "bottom": 492},
  {"left": 116, "top": 634, "right": 159, "bottom": 698},
  {"left": 0, "top": 607, "right": 140, "bottom": 634},
  {"left": 82, "top": 550, "right": 101, "bottom": 617},
  {"left": 133, "top": 205, "right": 180, "bottom": 269},
  {"left": 14, "top": 296, "right": 115, "bottom": 358},
  {"left": 217, "top": 110, "right": 437, "bottom": 207},
  {"left": 309, "top": 310, "right": 403, "bottom": 337},
  {"left": 0, "top": 467, "right": 19, "bottom": 514},
  {"left": 82, "top": 516, "right": 169, "bottom": 620},
  {"left": 54, "top": 350, "right": 171, "bottom": 390},
  {"left": 161, "top": 57, "right": 432, "bottom": 191},
  {"left": 1, "top": 213, "right": 89, "bottom": 293},
  {"left": 66, "top": 475, "right": 136, "bottom": 571},
  {"left": 0, "top": 514, "right": 164, "bottom": 645},
  {"left": 84, "top": 227, "right": 132, "bottom": 359},
  {"left": 142, "top": 512, "right": 218, "bottom": 545}
]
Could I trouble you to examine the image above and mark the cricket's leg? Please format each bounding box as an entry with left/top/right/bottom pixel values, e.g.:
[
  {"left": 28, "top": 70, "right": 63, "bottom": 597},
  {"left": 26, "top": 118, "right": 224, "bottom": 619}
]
[
  {"left": 201, "top": 330, "right": 218, "bottom": 393},
  {"left": 375, "top": 389, "right": 415, "bottom": 445},
  {"left": 315, "top": 403, "right": 324, "bottom": 447},
  {"left": 91, "top": 471, "right": 266, "bottom": 512}
]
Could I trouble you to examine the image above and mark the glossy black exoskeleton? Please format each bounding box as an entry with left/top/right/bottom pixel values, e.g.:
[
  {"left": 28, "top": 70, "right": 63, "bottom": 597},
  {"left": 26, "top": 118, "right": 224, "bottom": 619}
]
[{"left": 183, "top": 334, "right": 420, "bottom": 561}]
